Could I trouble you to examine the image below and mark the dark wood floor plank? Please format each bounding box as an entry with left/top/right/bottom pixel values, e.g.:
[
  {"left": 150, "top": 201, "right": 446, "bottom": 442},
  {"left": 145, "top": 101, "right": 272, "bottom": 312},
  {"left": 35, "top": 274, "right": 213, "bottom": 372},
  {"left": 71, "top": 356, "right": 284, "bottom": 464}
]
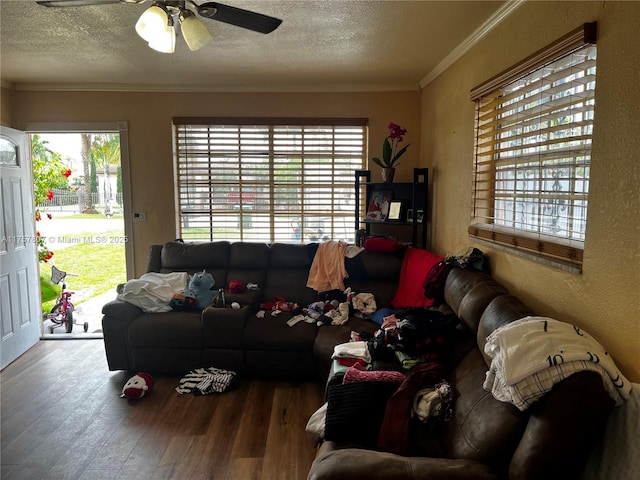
[
  {"left": 226, "top": 457, "right": 263, "bottom": 480},
  {"left": 297, "top": 383, "right": 325, "bottom": 477},
  {"left": 230, "top": 380, "right": 275, "bottom": 459},
  {"left": 1, "top": 340, "right": 326, "bottom": 480},
  {"left": 261, "top": 383, "right": 323, "bottom": 480},
  {"left": 1, "top": 341, "right": 116, "bottom": 464}
]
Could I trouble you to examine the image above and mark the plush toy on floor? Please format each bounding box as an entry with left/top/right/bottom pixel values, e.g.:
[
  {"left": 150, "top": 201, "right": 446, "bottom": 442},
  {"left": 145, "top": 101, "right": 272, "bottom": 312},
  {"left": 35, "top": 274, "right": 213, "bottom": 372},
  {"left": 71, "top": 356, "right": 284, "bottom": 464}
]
[
  {"left": 189, "top": 270, "right": 216, "bottom": 309},
  {"left": 121, "top": 372, "right": 154, "bottom": 399}
]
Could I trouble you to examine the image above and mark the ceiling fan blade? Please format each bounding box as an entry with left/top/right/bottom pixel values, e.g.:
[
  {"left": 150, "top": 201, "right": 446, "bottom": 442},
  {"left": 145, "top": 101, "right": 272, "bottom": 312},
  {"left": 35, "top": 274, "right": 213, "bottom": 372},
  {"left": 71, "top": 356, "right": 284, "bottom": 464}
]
[
  {"left": 36, "top": 0, "right": 144, "bottom": 7},
  {"left": 197, "top": 2, "right": 282, "bottom": 34}
]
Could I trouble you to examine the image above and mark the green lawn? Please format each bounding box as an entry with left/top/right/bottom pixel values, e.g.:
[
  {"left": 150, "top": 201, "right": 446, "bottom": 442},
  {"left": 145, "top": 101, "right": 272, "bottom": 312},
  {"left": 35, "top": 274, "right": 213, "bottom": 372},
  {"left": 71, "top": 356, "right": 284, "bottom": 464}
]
[{"left": 41, "top": 228, "right": 126, "bottom": 311}]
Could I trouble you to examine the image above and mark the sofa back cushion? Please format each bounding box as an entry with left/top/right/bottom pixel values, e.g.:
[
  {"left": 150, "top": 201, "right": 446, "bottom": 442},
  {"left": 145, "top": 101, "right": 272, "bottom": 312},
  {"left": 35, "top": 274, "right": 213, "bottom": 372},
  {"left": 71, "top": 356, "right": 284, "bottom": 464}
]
[
  {"left": 345, "top": 250, "right": 403, "bottom": 308},
  {"left": 509, "top": 371, "right": 614, "bottom": 480},
  {"left": 476, "top": 294, "right": 536, "bottom": 366},
  {"left": 226, "top": 242, "right": 270, "bottom": 288},
  {"left": 264, "top": 243, "right": 319, "bottom": 306},
  {"left": 157, "top": 241, "right": 231, "bottom": 287},
  {"left": 440, "top": 269, "right": 532, "bottom": 475},
  {"left": 445, "top": 275, "right": 614, "bottom": 479},
  {"left": 444, "top": 269, "right": 494, "bottom": 315}
]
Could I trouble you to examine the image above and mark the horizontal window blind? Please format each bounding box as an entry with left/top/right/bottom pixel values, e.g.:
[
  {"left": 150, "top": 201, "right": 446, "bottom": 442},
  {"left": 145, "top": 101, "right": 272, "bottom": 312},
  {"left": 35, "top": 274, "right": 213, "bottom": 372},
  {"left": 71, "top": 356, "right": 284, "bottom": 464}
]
[
  {"left": 173, "top": 118, "right": 367, "bottom": 243},
  {"left": 470, "top": 23, "right": 597, "bottom": 268}
]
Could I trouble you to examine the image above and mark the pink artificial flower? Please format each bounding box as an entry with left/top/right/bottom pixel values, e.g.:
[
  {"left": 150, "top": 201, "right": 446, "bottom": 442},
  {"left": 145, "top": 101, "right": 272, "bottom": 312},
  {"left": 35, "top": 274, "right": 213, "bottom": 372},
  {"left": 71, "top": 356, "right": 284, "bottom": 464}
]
[{"left": 387, "top": 122, "right": 407, "bottom": 141}]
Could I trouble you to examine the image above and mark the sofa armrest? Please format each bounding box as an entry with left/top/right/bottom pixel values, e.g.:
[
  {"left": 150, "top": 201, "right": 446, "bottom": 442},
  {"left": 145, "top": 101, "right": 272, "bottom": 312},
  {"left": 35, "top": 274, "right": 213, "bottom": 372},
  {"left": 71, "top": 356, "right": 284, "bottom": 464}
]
[
  {"left": 509, "top": 371, "right": 615, "bottom": 480},
  {"left": 145, "top": 244, "right": 164, "bottom": 272},
  {"left": 102, "top": 299, "right": 143, "bottom": 320},
  {"left": 308, "top": 447, "right": 499, "bottom": 480},
  {"left": 101, "top": 299, "right": 143, "bottom": 371},
  {"left": 224, "top": 289, "right": 262, "bottom": 309}
]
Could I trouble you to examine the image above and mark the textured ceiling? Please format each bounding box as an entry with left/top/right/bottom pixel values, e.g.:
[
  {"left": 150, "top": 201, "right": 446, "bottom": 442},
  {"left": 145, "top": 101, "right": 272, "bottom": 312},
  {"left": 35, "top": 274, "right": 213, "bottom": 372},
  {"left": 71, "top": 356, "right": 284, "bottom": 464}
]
[{"left": 0, "top": 0, "right": 504, "bottom": 92}]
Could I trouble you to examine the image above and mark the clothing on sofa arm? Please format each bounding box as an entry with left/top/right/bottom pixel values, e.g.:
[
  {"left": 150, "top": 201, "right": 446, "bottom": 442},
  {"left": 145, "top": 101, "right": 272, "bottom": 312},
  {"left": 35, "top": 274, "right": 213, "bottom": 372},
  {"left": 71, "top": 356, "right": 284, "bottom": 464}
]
[{"left": 483, "top": 316, "right": 632, "bottom": 410}]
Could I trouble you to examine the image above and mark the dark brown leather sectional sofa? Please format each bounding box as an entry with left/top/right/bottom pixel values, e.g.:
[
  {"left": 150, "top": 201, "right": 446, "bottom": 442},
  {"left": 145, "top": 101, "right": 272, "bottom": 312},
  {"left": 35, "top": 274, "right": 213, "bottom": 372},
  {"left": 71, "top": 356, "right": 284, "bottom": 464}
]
[
  {"left": 102, "top": 240, "right": 397, "bottom": 377},
  {"left": 101, "top": 241, "right": 613, "bottom": 479}
]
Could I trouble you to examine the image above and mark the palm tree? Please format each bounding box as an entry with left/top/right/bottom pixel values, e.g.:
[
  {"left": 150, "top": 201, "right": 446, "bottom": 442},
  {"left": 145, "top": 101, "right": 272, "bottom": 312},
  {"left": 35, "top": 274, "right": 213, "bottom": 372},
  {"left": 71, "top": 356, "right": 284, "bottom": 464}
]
[
  {"left": 80, "top": 133, "right": 98, "bottom": 214},
  {"left": 91, "top": 134, "right": 120, "bottom": 207}
]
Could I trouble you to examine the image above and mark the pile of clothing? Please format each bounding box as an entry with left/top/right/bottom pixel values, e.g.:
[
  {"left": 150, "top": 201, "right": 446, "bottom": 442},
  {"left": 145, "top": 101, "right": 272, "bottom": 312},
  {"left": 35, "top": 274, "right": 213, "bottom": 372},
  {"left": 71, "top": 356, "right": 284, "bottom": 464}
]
[
  {"left": 267, "top": 287, "right": 377, "bottom": 327},
  {"left": 367, "top": 308, "right": 459, "bottom": 369},
  {"left": 309, "top": 338, "right": 454, "bottom": 456}
]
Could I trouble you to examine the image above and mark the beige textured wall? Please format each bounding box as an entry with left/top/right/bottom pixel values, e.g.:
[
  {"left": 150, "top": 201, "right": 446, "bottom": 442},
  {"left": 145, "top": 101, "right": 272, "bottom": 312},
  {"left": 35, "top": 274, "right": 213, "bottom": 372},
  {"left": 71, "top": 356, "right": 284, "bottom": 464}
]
[
  {"left": 421, "top": 1, "right": 640, "bottom": 381},
  {"left": 11, "top": 90, "right": 421, "bottom": 275},
  {"left": 1, "top": 86, "right": 12, "bottom": 126}
]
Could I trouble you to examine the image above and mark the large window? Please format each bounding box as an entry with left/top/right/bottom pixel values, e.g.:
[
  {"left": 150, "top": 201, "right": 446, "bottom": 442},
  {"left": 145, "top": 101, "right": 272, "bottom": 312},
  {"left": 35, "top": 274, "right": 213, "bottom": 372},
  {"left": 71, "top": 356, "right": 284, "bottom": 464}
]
[
  {"left": 469, "top": 23, "right": 597, "bottom": 268},
  {"left": 173, "top": 117, "right": 367, "bottom": 243}
]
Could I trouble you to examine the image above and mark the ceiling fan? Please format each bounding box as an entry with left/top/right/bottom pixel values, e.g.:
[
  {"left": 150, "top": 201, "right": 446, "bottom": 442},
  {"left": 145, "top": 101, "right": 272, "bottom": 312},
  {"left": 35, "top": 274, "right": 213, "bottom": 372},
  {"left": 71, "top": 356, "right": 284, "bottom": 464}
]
[{"left": 36, "top": 0, "right": 283, "bottom": 53}]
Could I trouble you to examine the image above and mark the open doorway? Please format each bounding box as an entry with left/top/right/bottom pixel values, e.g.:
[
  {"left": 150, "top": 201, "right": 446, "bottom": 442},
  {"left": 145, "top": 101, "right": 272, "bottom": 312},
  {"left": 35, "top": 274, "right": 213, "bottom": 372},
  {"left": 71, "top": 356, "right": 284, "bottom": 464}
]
[{"left": 31, "top": 130, "right": 130, "bottom": 337}]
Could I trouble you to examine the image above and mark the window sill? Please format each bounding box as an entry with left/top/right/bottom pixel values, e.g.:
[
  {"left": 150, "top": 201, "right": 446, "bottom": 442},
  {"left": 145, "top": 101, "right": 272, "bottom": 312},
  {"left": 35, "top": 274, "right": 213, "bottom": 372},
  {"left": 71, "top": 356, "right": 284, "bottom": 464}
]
[{"left": 468, "top": 224, "right": 583, "bottom": 274}]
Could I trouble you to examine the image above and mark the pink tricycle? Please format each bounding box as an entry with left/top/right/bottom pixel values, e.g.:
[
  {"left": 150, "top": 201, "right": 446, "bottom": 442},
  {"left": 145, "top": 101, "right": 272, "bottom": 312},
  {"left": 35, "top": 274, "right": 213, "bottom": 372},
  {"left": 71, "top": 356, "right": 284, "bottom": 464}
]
[{"left": 47, "top": 266, "right": 88, "bottom": 333}]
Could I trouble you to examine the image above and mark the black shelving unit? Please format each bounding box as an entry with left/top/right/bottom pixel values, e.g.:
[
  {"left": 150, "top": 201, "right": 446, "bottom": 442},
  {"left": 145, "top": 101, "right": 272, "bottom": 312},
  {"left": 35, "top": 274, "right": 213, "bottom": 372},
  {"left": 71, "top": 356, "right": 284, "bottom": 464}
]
[{"left": 355, "top": 168, "right": 429, "bottom": 248}]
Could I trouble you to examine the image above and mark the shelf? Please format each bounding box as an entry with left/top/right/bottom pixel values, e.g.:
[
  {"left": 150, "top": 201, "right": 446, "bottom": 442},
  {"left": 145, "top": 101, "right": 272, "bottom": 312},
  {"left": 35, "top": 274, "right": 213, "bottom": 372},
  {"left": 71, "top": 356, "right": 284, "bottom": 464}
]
[
  {"left": 360, "top": 219, "right": 423, "bottom": 226},
  {"left": 355, "top": 168, "right": 429, "bottom": 248}
]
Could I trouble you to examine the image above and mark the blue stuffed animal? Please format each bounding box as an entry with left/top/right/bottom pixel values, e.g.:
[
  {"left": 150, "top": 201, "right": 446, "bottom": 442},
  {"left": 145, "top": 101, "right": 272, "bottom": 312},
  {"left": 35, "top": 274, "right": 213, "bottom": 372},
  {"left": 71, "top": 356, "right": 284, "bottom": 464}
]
[{"left": 188, "top": 270, "right": 216, "bottom": 309}]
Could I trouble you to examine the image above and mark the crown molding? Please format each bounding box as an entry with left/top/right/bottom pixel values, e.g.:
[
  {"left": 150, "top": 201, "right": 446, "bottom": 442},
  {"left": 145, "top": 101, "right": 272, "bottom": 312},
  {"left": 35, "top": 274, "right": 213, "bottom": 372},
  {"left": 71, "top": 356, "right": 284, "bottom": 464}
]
[
  {"left": 419, "top": 0, "right": 526, "bottom": 89},
  {"left": 12, "top": 81, "right": 420, "bottom": 94}
]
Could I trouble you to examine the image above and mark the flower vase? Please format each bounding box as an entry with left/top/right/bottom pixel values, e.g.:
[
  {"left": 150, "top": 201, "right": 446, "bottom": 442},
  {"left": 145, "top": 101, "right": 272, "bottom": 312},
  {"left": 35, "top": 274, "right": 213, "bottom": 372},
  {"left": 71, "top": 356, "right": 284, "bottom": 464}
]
[{"left": 381, "top": 168, "right": 396, "bottom": 183}]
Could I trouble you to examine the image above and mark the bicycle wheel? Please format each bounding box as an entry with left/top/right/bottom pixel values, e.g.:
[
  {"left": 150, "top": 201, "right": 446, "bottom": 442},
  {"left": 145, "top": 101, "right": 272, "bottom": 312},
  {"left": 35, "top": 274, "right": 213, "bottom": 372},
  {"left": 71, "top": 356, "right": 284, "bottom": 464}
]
[
  {"left": 50, "top": 303, "right": 64, "bottom": 325},
  {"left": 65, "top": 310, "right": 73, "bottom": 333}
]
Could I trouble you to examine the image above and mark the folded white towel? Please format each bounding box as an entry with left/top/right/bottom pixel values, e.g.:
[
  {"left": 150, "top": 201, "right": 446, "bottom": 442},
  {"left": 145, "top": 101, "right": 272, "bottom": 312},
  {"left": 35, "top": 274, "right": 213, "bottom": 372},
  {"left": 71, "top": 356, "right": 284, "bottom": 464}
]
[{"left": 332, "top": 341, "right": 372, "bottom": 363}]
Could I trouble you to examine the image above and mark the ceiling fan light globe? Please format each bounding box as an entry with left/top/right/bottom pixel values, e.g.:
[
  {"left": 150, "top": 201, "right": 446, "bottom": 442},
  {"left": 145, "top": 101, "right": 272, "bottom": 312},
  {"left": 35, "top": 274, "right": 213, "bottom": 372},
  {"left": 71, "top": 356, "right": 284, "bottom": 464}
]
[
  {"left": 181, "top": 15, "right": 213, "bottom": 51},
  {"left": 147, "top": 25, "right": 176, "bottom": 54},
  {"left": 135, "top": 5, "right": 169, "bottom": 42}
]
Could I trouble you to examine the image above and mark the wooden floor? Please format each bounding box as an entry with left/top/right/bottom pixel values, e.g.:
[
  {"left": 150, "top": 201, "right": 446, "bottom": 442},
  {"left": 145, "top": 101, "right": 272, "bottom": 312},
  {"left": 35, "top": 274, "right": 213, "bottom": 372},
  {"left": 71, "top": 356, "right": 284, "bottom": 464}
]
[{"left": 1, "top": 340, "right": 325, "bottom": 480}]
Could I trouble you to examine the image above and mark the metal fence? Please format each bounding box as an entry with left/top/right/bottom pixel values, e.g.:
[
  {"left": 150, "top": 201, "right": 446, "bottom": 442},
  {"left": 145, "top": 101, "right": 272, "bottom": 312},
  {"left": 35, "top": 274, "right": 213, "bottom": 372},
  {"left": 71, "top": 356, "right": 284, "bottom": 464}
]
[{"left": 37, "top": 191, "right": 123, "bottom": 213}]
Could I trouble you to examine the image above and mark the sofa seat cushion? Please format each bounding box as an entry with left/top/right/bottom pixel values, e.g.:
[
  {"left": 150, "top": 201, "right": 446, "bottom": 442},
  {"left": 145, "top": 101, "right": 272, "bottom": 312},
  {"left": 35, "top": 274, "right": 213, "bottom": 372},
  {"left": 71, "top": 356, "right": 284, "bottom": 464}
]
[
  {"left": 127, "top": 311, "right": 203, "bottom": 348},
  {"left": 314, "top": 317, "right": 378, "bottom": 360},
  {"left": 244, "top": 313, "right": 317, "bottom": 352}
]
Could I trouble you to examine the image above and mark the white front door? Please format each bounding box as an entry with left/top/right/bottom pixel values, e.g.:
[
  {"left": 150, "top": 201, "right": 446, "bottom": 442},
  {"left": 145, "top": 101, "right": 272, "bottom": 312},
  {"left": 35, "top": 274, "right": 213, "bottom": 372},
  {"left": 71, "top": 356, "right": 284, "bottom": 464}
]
[{"left": 0, "top": 126, "right": 41, "bottom": 370}]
